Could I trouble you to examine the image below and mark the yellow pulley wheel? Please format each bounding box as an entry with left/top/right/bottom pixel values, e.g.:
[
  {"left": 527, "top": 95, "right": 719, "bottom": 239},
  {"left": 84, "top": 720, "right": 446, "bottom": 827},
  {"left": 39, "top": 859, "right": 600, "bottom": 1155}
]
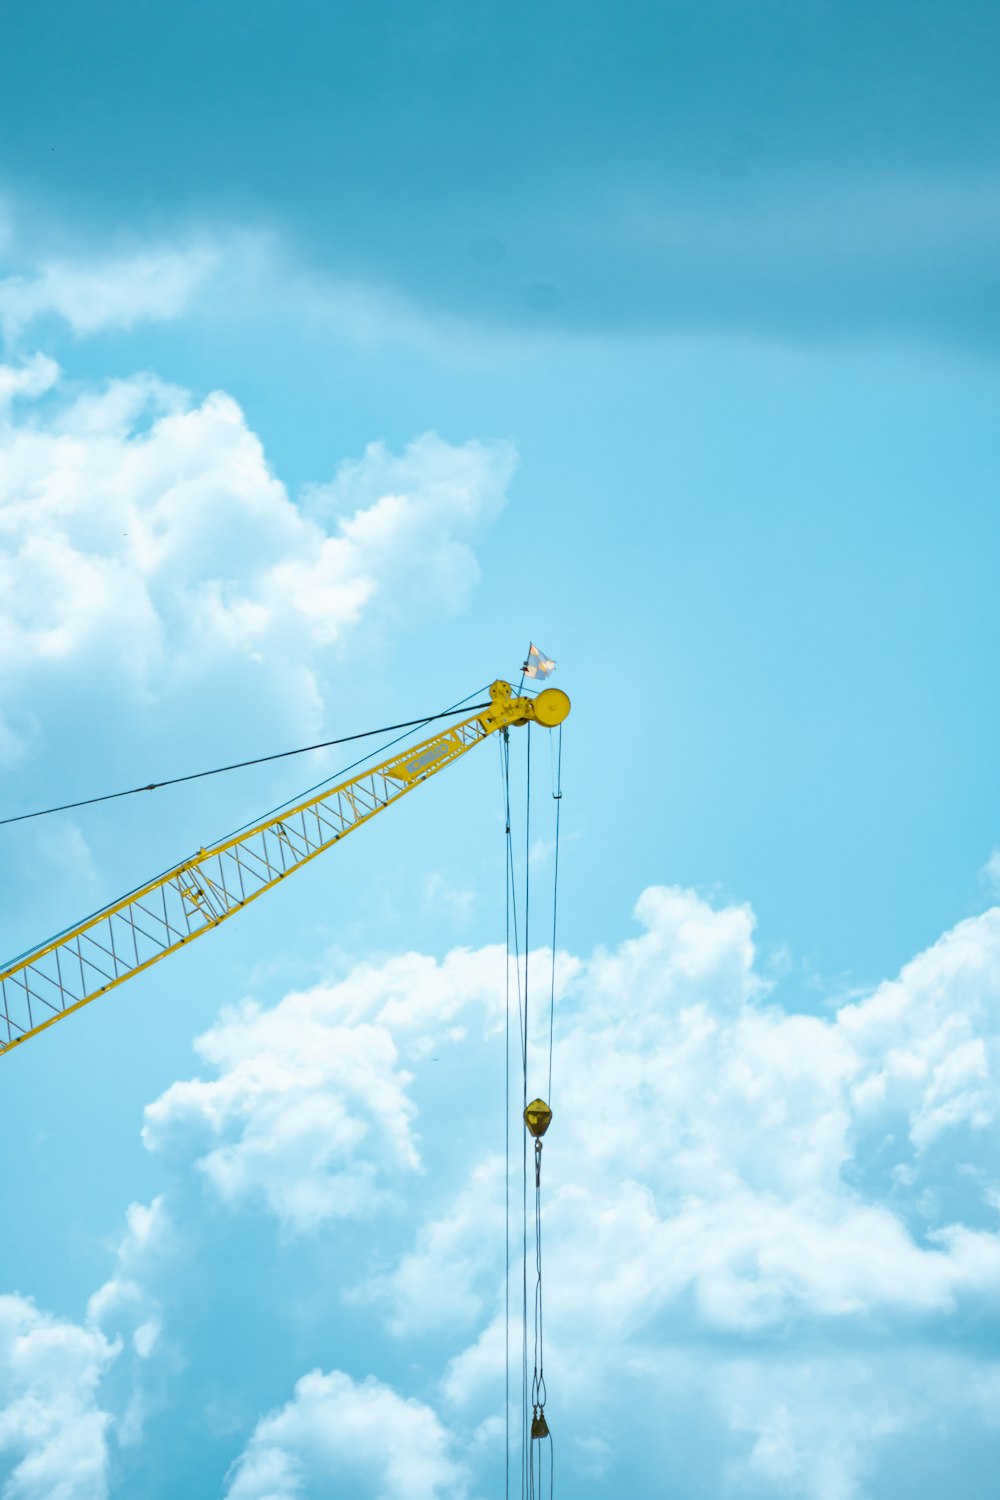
[{"left": 531, "top": 688, "right": 570, "bottom": 728}]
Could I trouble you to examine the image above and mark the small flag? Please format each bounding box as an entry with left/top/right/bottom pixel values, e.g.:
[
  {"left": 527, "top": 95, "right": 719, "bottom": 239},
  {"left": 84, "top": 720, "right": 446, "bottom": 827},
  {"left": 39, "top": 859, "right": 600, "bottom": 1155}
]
[{"left": 523, "top": 643, "right": 556, "bottom": 679}]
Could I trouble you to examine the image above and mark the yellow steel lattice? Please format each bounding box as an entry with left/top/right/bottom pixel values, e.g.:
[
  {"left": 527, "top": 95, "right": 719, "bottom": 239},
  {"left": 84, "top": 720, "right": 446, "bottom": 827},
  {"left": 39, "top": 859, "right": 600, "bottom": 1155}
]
[{"left": 0, "top": 681, "right": 570, "bottom": 1057}]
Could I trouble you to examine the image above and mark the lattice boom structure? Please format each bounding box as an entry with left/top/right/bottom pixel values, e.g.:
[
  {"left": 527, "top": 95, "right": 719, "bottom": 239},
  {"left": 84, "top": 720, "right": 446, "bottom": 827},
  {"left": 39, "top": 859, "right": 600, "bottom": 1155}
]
[{"left": 1, "top": 680, "right": 570, "bottom": 1057}]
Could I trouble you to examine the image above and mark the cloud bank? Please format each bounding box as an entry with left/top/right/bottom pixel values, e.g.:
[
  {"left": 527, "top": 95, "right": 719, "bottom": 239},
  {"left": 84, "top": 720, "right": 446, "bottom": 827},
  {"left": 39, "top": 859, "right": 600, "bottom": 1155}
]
[
  {"left": 224, "top": 1369, "right": 466, "bottom": 1500},
  {"left": 4, "top": 881, "right": 999, "bottom": 1497},
  {"left": 0, "top": 1296, "right": 117, "bottom": 1500},
  {"left": 142, "top": 881, "right": 1000, "bottom": 1497},
  {"left": 143, "top": 946, "right": 506, "bottom": 1231},
  {"left": 0, "top": 357, "right": 515, "bottom": 766}
]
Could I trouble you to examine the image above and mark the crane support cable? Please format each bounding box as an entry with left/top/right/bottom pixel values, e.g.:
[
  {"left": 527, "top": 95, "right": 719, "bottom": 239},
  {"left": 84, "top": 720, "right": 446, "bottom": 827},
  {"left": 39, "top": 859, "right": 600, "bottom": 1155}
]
[
  {"left": 526, "top": 1109, "right": 553, "bottom": 1500},
  {"left": 0, "top": 704, "right": 494, "bottom": 830},
  {"left": 523, "top": 726, "right": 532, "bottom": 1497},
  {"left": 502, "top": 733, "right": 512, "bottom": 1500},
  {"left": 0, "top": 680, "right": 570, "bottom": 1059},
  {"left": 505, "top": 713, "right": 560, "bottom": 1500},
  {"left": 526, "top": 721, "right": 563, "bottom": 1500},
  {"left": 500, "top": 726, "right": 522, "bottom": 1500},
  {"left": 547, "top": 723, "right": 562, "bottom": 1105}
]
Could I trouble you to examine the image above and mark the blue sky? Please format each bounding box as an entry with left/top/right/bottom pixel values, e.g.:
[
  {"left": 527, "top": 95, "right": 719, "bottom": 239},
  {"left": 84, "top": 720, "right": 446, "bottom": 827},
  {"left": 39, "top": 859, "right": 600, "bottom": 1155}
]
[{"left": 1, "top": 3, "right": 999, "bottom": 1497}]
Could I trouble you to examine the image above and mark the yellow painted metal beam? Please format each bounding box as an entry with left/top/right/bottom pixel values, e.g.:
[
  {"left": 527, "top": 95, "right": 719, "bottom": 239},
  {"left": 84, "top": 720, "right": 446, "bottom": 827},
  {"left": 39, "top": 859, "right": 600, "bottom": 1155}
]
[{"left": 0, "top": 681, "right": 570, "bottom": 1057}]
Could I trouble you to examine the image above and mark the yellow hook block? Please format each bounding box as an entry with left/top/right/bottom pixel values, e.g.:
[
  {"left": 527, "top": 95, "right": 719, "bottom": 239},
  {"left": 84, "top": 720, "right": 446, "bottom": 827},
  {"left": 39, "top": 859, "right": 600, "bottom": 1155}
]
[{"left": 524, "top": 1098, "right": 552, "bottom": 1138}]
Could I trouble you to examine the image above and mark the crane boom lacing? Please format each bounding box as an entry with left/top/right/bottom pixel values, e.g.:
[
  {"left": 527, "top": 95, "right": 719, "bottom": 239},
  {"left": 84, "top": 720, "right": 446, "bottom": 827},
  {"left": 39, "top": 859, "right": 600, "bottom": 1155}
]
[{"left": 1, "top": 679, "right": 570, "bottom": 1057}]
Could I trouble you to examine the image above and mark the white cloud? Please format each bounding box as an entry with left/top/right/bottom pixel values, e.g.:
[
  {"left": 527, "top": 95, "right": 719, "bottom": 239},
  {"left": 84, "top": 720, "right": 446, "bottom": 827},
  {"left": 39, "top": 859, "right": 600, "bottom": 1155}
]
[
  {"left": 299, "top": 431, "right": 513, "bottom": 624},
  {"left": 82, "top": 1195, "right": 175, "bottom": 1456},
  {"left": 839, "top": 906, "right": 1000, "bottom": 1149},
  {"left": 352, "top": 1156, "right": 505, "bottom": 1336},
  {"left": 145, "top": 1011, "right": 416, "bottom": 1231},
  {"left": 0, "top": 1295, "right": 117, "bottom": 1500},
  {"left": 982, "top": 850, "right": 1000, "bottom": 897},
  {"left": 224, "top": 1369, "right": 466, "bottom": 1500},
  {"left": 0, "top": 365, "right": 514, "bottom": 753},
  {"left": 0, "top": 213, "right": 488, "bottom": 357},
  {"left": 0, "top": 246, "right": 219, "bottom": 342},
  {"left": 721, "top": 1352, "right": 1000, "bottom": 1500},
  {"left": 87, "top": 1195, "right": 171, "bottom": 1361},
  {"left": 0, "top": 356, "right": 59, "bottom": 409},
  {"left": 140, "top": 881, "right": 1000, "bottom": 1494},
  {"left": 142, "top": 947, "right": 508, "bottom": 1231},
  {"left": 0, "top": 1193, "right": 183, "bottom": 1496},
  {"left": 146, "top": 885, "right": 1000, "bottom": 1332},
  {"left": 438, "top": 892, "right": 1000, "bottom": 1420}
]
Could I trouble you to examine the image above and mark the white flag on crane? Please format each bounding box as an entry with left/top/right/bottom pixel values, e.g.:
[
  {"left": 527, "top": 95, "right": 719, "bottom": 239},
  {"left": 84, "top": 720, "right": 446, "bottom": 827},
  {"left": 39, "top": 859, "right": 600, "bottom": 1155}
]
[{"left": 523, "top": 643, "right": 556, "bottom": 679}]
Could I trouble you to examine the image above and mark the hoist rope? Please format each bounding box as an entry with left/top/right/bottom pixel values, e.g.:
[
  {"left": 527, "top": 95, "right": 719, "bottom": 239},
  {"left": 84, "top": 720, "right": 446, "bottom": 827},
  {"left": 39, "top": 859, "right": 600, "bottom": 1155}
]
[
  {"left": 501, "top": 703, "right": 563, "bottom": 1499},
  {"left": 0, "top": 697, "right": 492, "bottom": 830},
  {"left": 499, "top": 728, "right": 519, "bottom": 1500},
  {"left": 523, "top": 723, "right": 532, "bottom": 1497},
  {"left": 500, "top": 726, "right": 530, "bottom": 1499},
  {"left": 501, "top": 734, "right": 510, "bottom": 1500},
  {"left": 547, "top": 723, "right": 562, "bottom": 1106}
]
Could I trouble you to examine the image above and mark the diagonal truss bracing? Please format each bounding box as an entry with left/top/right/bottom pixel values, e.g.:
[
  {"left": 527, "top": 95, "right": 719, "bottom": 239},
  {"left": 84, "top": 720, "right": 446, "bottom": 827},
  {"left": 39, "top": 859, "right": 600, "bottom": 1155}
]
[{"left": 0, "top": 703, "right": 511, "bottom": 1057}]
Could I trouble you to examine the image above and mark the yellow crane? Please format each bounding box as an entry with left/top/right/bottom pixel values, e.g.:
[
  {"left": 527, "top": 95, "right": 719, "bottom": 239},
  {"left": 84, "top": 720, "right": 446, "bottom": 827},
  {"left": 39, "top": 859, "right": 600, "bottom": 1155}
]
[{"left": 0, "top": 678, "right": 570, "bottom": 1057}]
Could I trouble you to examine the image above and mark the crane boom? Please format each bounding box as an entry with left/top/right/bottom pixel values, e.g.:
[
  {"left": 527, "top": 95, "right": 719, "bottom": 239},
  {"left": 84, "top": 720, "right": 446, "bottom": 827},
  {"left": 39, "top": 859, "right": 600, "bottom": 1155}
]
[{"left": 0, "top": 679, "right": 570, "bottom": 1058}]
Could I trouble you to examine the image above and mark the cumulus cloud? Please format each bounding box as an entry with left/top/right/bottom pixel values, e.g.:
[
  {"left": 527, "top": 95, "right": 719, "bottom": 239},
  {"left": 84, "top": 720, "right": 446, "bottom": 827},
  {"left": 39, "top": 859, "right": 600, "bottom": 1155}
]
[
  {"left": 0, "top": 1295, "right": 117, "bottom": 1500},
  {"left": 140, "top": 882, "right": 1000, "bottom": 1493},
  {"left": 0, "top": 364, "right": 514, "bottom": 760},
  {"left": 0, "top": 1194, "right": 179, "bottom": 1497},
  {"left": 146, "top": 885, "right": 1000, "bottom": 1327},
  {"left": 548, "top": 895, "right": 1000, "bottom": 1332},
  {"left": 142, "top": 947, "right": 507, "bottom": 1231},
  {"left": 224, "top": 1369, "right": 466, "bottom": 1500},
  {"left": 0, "top": 373, "right": 511, "bottom": 677},
  {"left": 436, "top": 891, "right": 1000, "bottom": 1419},
  {"left": 840, "top": 907, "right": 1000, "bottom": 1150}
]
